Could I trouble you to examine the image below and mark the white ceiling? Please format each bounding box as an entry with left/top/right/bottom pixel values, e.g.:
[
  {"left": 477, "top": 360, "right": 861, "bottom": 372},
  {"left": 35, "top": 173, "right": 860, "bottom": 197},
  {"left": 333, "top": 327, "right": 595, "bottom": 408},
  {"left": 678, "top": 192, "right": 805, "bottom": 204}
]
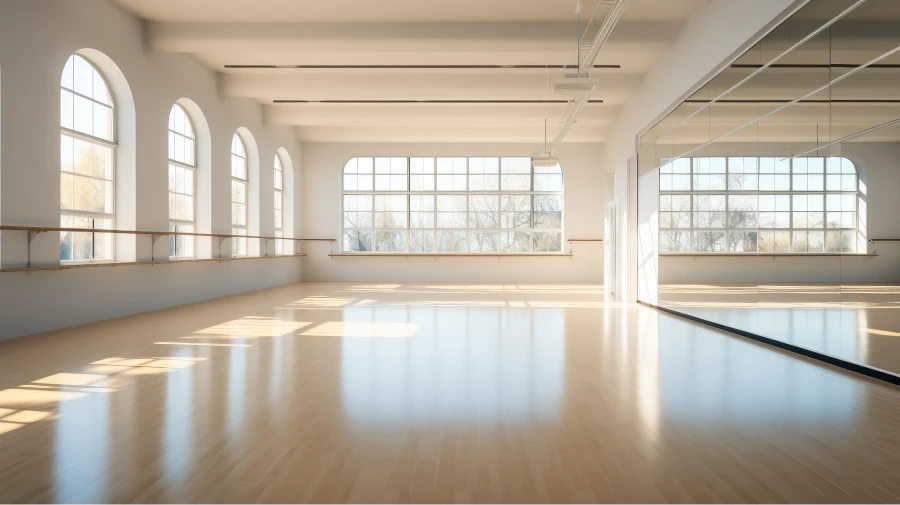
[
  {"left": 113, "top": 0, "right": 705, "bottom": 23},
  {"left": 115, "top": 0, "right": 707, "bottom": 143}
]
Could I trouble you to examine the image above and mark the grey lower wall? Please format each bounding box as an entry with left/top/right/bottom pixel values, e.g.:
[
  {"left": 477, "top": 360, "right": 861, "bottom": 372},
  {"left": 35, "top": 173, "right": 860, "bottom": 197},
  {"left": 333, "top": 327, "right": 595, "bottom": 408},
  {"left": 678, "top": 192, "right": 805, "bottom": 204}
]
[{"left": 0, "top": 258, "right": 303, "bottom": 341}]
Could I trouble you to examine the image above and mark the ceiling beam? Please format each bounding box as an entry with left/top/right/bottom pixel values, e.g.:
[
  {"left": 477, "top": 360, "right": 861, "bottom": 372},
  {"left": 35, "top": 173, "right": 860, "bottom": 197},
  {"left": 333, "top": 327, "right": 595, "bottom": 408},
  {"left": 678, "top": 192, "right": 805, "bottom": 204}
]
[
  {"left": 265, "top": 103, "right": 619, "bottom": 127},
  {"left": 218, "top": 72, "right": 644, "bottom": 103}
]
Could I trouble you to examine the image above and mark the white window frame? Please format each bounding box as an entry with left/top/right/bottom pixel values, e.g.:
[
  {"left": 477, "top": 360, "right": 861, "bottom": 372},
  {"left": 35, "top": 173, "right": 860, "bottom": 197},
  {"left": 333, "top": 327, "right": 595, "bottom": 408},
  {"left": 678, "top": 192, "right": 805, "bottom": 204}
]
[
  {"left": 60, "top": 54, "right": 116, "bottom": 263},
  {"left": 168, "top": 103, "right": 197, "bottom": 258},
  {"left": 231, "top": 133, "right": 249, "bottom": 257},
  {"left": 341, "top": 157, "right": 564, "bottom": 254},
  {"left": 274, "top": 153, "right": 284, "bottom": 255},
  {"left": 659, "top": 156, "right": 862, "bottom": 254}
]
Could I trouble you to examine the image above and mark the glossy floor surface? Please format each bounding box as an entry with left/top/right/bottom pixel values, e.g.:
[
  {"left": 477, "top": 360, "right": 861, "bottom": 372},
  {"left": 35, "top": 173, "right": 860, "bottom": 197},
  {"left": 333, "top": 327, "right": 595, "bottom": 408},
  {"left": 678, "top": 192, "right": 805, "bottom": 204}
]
[
  {"left": 1, "top": 282, "right": 900, "bottom": 503},
  {"left": 658, "top": 283, "right": 900, "bottom": 376}
]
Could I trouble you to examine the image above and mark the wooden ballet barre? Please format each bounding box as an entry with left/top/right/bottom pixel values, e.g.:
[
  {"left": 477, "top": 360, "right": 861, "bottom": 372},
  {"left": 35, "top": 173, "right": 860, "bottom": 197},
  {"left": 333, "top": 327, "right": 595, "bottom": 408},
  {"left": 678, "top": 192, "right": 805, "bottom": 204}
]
[
  {"left": 659, "top": 252, "right": 878, "bottom": 257},
  {"left": 565, "top": 238, "right": 602, "bottom": 253},
  {"left": 867, "top": 238, "right": 900, "bottom": 253},
  {"left": 0, "top": 253, "right": 308, "bottom": 274},
  {"left": 0, "top": 225, "right": 335, "bottom": 267},
  {"left": 0, "top": 225, "right": 307, "bottom": 242}
]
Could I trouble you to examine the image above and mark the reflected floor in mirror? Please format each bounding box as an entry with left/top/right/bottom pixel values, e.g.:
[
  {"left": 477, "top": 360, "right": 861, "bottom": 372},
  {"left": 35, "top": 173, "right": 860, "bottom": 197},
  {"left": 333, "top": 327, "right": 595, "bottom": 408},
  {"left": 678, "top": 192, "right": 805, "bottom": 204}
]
[
  {"left": 659, "top": 283, "right": 900, "bottom": 376},
  {"left": 1, "top": 282, "right": 900, "bottom": 503}
]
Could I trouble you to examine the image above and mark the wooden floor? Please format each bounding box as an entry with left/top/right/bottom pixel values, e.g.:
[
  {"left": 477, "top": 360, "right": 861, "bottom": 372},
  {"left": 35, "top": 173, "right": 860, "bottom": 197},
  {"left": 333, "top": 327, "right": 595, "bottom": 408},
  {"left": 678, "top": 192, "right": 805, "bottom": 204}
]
[
  {"left": 1, "top": 282, "right": 900, "bottom": 503},
  {"left": 659, "top": 283, "right": 900, "bottom": 375}
]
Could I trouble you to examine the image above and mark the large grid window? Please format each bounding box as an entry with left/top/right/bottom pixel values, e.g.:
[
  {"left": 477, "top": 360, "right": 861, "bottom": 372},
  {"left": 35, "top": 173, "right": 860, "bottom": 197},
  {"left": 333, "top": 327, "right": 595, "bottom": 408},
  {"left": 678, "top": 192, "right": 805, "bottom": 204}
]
[
  {"left": 659, "top": 156, "right": 861, "bottom": 253},
  {"left": 274, "top": 153, "right": 284, "bottom": 254},
  {"left": 168, "top": 104, "right": 196, "bottom": 258},
  {"left": 231, "top": 133, "right": 248, "bottom": 256},
  {"left": 342, "top": 157, "right": 563, "bottom": 253},
  {"left": 60, "top": 54, "right": 115, "bottom": 262}
]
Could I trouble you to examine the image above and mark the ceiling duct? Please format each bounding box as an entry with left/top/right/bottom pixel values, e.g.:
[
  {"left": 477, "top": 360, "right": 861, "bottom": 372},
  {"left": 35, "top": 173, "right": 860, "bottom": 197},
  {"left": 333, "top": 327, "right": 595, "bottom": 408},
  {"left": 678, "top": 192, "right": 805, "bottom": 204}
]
[
  {"left": 546, "top": 0, "right": 631, "bottom": 153},
  {"left": 553, "top": 81, "right": 596, "bottom": 94}
]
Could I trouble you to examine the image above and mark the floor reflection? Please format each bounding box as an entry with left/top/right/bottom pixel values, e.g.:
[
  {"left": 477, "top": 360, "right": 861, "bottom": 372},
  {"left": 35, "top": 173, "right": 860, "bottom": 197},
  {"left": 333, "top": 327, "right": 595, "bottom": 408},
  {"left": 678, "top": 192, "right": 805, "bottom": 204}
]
[
  {"left": 54, "top": 380, "right": 109, "bottom": 503},
  {"left": 0, "top": 283, "right": 898, "bottom": 503},
  {"left": 658, "top": 317, "right": 858, "bottom": 425},
  {"left": 339, "top": 304, "right": 566, "bottom": 426},
  {"left": 659, "top": 283, "right": 900, "bottom": 374},
  {"left": 162, "top": 348, "right": 194, "bottom": 487}
]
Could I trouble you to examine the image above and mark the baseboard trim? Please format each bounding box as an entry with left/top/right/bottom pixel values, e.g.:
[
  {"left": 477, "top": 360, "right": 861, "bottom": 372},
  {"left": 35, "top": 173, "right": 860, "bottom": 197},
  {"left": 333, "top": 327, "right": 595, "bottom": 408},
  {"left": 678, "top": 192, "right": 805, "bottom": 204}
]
[{"left": 637, "top": 300, "right": 900, "bottom": 387}]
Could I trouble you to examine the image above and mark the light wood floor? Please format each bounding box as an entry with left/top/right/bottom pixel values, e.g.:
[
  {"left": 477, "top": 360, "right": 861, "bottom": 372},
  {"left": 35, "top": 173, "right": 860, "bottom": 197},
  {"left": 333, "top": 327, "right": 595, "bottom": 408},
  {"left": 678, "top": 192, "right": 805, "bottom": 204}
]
[
  {"left": 659, "top": 283, "right": 900, "bottom": 375},
  {"left": 1, "top": 282, "right": 900, "bottom": 503}
]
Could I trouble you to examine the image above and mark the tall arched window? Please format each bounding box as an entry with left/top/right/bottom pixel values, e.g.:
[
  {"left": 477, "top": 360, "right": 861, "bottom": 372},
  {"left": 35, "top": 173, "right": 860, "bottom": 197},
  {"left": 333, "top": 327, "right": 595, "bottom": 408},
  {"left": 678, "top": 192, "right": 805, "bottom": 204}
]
[
  {"left": 342, "top": 157, "right": 563, "bottom": 253},
  {"left": 274, "top": 153, "right": 284, "bottom": 254},
  {"left": 60, "top": 54, "right": 115, "bottom": 262},
  {"left": 168, "top": 104, "right": 196, "bottom": 258},
  {"left": 231, "top": 133, "right": 248, "bottom": 256}
]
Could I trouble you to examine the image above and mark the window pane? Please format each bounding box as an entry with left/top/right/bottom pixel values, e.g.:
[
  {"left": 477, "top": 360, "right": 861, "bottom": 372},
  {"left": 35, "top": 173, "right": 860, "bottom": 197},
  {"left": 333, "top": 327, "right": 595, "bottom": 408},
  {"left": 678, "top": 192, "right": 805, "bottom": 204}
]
[
  {"left": 437, "top": 157, "right": 466, "bottom": 191},
  {"left": 534, "top": 195, "right": 561, "bottom": 229},
  {"left": 534, "top": 231, "right": 562, "bottom": 252},
  {"left": 502, "top": 231, "right": 532, "bottom": 253},
  {"left": 375, "top": 231, "right": 407, "bottom": 252},
  {"left": 468, "top": 195, "right": 499, "bottom": 228},
  {"left": 501, "top": 157, "right": 531, "bottom": 191},
  {"left": 469, "top": 157, "right": 499, "bottom": 191},
  {"left": 534, "top": 165, "right": 562, "bottom": 191},
  {"left": 469, "top": 231, "right": 499, "bottom": 252},
  {"left": 437, "top": 195, "right": 466, "bottom": 228},
  {"left": 410, "top": 157, "right": 435, "bottom": 191},
  {"left": 437, "top": 231, "right": 467, "bottom": 252},
  {"left": 410, "top": 230, "right": 435, "bottom": 253},
  {"left": 694, "top": 231, "right": 726, "bottom": 252},
  {"left": 660, "top": 231, "right": 691, "bottom": 253}
]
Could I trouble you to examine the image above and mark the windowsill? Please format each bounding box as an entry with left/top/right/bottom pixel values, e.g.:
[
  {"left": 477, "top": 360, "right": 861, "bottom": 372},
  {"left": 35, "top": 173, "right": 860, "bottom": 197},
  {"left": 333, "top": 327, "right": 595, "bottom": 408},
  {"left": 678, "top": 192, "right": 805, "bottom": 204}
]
[
  {"left": 60, "top": 259, "right": 117, "bottom": 266},
  {"left": 329, "top": 253, "right": 573, "bottom": 257},
  {"left": 659, "top": 253, "right": 878, "bottom": 257}
]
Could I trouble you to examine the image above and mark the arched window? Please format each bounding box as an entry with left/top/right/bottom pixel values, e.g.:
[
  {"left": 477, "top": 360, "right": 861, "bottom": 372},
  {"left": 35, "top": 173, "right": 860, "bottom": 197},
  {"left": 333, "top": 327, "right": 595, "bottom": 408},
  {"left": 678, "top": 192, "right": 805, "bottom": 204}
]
[
  {"left": 60, "top": 54, "right": 115, "bottom": 262},
  {"left": 168, "top": 104, "right": 196, "bottom": 258},
  {"left": 659, "top": 156, "right": 861, "bottom": 253},
  {"left": 274, "top": 153, "right": 284, "bottom": 254},
  {"left": 230, "top": 133, "right": 248, "bottom": 256},
  {"left": 341, "top": 157, "right": 563, "bottom": 253}
]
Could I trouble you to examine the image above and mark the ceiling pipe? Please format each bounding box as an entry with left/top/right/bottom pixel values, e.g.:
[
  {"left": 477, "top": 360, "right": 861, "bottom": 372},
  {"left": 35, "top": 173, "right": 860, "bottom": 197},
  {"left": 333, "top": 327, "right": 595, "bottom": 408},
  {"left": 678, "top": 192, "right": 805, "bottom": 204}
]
[{"left": 548, "top": 0, "right": 630, "bottom": 153}]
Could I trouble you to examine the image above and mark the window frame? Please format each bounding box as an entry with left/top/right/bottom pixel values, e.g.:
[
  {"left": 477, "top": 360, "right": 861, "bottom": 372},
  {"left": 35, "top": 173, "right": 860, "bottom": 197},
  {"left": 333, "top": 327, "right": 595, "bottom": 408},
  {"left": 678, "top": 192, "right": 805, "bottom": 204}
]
[
  {"left": 231, "top": 133, "right": 249, "bottom": 257},
  {"left": 659, "top": 156, "right": 861, "bottom": 254},
  {"left": 60, "top": 54, "right": 117, "bottom": 263},
  {"left": 341, "top": 157, "right": 564, "bottom": 254},
  {"left": 274, "top": 153, "right": 284, "bottom": 255},
  {"left": 167, "top": 103, "right": 197, "bottom": 259}
]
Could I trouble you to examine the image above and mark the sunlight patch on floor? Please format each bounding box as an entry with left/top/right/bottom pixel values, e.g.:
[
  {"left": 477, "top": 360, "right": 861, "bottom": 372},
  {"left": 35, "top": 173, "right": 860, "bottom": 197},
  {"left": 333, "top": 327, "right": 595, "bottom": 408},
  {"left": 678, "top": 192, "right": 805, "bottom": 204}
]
[
  {"left": 287, "top": 296, "right": 357, "bottom": 308},
  {"left": 189, "top": 316, "right": 311, "bottom": 339}
]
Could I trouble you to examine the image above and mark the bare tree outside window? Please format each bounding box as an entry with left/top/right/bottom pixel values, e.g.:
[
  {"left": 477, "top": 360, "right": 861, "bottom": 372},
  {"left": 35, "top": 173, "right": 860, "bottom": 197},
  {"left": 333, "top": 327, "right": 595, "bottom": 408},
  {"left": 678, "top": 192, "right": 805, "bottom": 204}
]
[{"left": 342, "top": 157, "right": 563, "bottom": 253}]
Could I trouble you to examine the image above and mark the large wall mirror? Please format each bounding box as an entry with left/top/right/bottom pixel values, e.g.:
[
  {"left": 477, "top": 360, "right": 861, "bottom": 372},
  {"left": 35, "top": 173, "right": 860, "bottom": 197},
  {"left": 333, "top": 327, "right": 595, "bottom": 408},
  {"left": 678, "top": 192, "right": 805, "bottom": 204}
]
[{"left": 637, "top": 0, "right": 900, "bottom": 376}]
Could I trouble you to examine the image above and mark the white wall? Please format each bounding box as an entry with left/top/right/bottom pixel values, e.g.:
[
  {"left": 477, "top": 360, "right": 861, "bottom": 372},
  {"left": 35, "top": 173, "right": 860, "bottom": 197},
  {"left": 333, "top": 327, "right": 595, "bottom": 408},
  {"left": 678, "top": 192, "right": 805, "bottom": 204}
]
[
  {"left": 658, "top": 142, "right": 900, "bottom": 284},
  {"left": 300, "top": 142, "right": 605, "bottom": 282},
  {"left": 604, "top": 0, "right": 804, "bottom": 299},
  {"left": 637, "top": 169, "right": 659, "bottom": 304},
  {"left": 0, "top": 0, "right": 304, "bottom": 340}
]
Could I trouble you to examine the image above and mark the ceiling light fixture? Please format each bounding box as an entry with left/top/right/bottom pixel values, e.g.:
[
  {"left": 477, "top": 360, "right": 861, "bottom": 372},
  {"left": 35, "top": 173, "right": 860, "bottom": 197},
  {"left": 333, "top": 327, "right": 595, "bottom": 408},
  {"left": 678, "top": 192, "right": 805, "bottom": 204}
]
[{"left": 533, "top": 112, "right": 560, "bottom": 167}]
